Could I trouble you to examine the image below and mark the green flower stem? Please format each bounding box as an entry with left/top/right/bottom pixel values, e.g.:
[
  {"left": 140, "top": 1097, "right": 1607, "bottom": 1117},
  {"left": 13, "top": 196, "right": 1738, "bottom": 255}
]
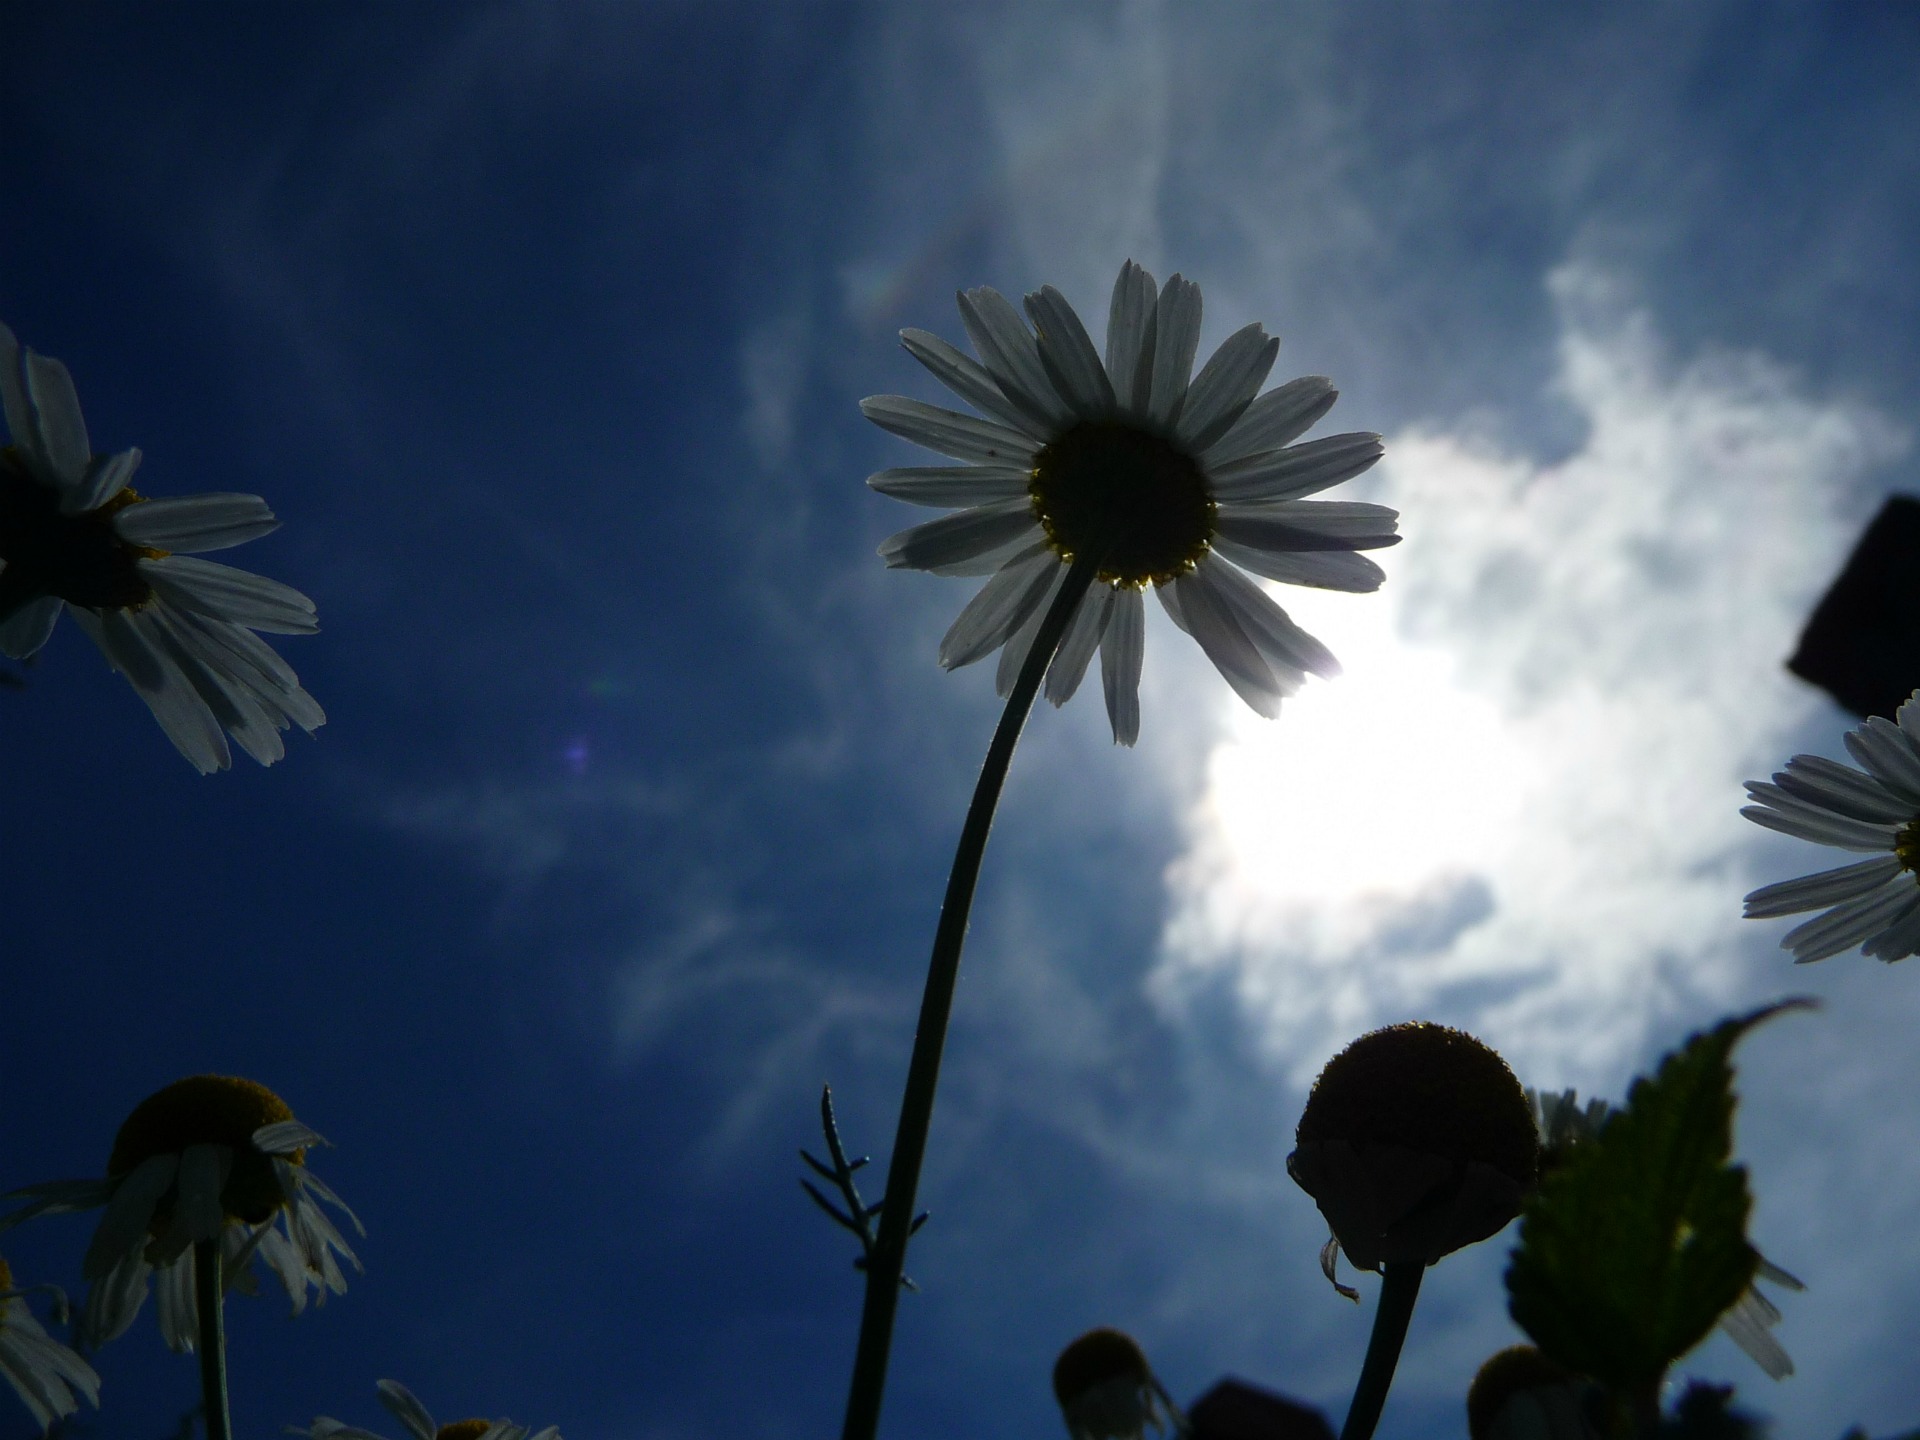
[
  {"left": 193, "top": 1239, "right": 232, "bottom": 1440},
  {"left": 1339, "top": 1260, "right": 1425, "bottom": 1440},
  {"left": 840, "top": 552, "right": 1102, "bottom": 1440}
]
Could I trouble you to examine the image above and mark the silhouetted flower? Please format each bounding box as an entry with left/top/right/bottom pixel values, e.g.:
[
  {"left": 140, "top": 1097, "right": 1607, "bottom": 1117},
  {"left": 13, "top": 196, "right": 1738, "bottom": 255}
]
[
  {"left": 0, "top": 322, "right": 322, "bottom": 770},
  {"left": 865, "top": 262, "right": 1392, "bottom": 744},
  {"left": 1, "top": 1075, "right": 361, "bottom": 1349},
  {"left": 1289, "top": 1023, "right": 1536, "bottom": 1287}
]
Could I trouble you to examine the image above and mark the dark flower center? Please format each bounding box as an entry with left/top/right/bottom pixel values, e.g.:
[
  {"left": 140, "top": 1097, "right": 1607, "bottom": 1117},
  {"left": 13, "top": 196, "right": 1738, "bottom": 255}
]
[
  {"left": 1029, "top": 422, "right": 1213, "bottom": 586},
  {"left": 1052, "top": 1327, "right": 1150, "bottom": 1406},
  {"left": 1896, "top": 818, "right": 1920, "bottom": 873},
  {"left": 110, "top": 1075, "right": 301, "bottom": 1226},
  {"left": 0, "top": 447, "right": 153, "bottom": 621},
  {"left": 437, "top": 1421, "right": 494, "bottom": 1440}
]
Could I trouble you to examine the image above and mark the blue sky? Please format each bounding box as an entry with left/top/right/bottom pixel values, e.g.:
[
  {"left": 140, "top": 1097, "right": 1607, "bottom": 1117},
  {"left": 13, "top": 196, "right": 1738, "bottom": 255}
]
[{"left": 5, "top": 4, "right": 1920, "bottom": 1440}]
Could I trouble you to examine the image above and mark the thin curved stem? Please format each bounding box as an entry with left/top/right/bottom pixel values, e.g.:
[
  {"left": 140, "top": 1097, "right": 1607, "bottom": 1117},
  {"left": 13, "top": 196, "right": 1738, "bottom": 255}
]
[
  {"left": 1339, "top": 1260, "right": 1424, "bottom": 1440},
  {"left": 840, "top": 553, "right": 1102, "bottom": 1440},
  {"left": 193, "top": 1239, "right": 232, "bottom": 1440}
]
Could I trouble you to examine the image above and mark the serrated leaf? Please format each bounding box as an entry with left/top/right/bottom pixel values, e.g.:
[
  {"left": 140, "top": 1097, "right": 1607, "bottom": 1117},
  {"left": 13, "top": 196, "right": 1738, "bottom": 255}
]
[{"left": 1506, "top": 1001, "right": 1811, "bottom": 1393}]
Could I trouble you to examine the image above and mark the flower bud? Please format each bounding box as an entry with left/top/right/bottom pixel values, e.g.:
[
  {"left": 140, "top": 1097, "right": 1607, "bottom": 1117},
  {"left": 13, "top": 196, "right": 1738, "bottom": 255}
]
[{"left": 1053, "top": 1328, "right": 1176, "bottom": 1440}]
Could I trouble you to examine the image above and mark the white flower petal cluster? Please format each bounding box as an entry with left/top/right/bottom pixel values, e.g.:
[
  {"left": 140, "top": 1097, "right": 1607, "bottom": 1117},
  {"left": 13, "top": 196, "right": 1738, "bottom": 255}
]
[
  {"left": 2, "top": 1119, "right": 362, "bottom": 1352},
  {"left": 865, "top": 261, "right": 1391, "bottom": 744},
  {"left": 0, "top": 1267, "right": 100, "bottom": 1433},
  {"left": 1742, "top": 691, "right": 1920, "bottom": 962},
  {"left": 292, "top": 1379, "right": 560, "bottom": 1440},
  {"left": 0, "top": 322, "right": 323, "bottom": 771}
]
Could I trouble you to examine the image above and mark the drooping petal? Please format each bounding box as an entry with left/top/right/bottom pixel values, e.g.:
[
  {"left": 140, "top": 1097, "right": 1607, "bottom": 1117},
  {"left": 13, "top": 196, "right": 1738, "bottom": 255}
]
[
  {"left": 1744, "top": 855, "right": 1907, "bottom": 917},
  {"left": 67, "top": 447, "right": 142, "bottom": 515},
  {"left": 994, "top": 562, "right": 1070, "bottom": 697},
  {"left": 23, "top": 349, "right": 90, "bottom": 488},
  {"left": 1207, "top": 432, "right": 1385, "bottom": 503},
  {"left": 899, "top": 328, "right": 1048, "bottom": 437},
  {"left": 1717, "top": 1288, "right": 1793, "bottom": 1380},
  {"left": 153, "top": 1254, "right": 198, "bottom": 1353},
  {"left": 1170, "top": 568, "right": 1285, "bottom": 719},
  {"left": 1201, "top": 376, "right": 1339, "bottom": 465},
  {"left": 1203, "top": 556, "right": 1341, "bottom": 677},
  {"left": 378, "top": 1380, "right": 440, "bottom": 1440},
  {"left": 1211, "top": 539, "right": 1388, "bottom": 593},
  {"left": 1146, "top": 275, "right": 1202, "bottom": 428},
  {"left": 866, "top": 464, "right": 1033, "bottom": 507},
  {"left": 112, "top": 494, "right": 279, "bottom": 553},
  {"left": 138, "top": 554, "right": 320, "bottom": 634},
  {"left": 78, "top": 607, "right": 230, "bottom": 773},
  {"left": 957, "top": 287, "right": 1072, "bottom": 432},
  {"left": 0, "top": 594, "right": 63, "bottom": 660},
  {"left": 83, "top": 1155, "right": 179, "bottom": 1281},
  {"left": 1024, "top": 285, "right": 1115, "bottom": 418},
  {"left": 80, "top": 1248, "right": 152, "bottom": 1347},
  {"left": 860, "top": 395, "right": 1040, "bottom": 466},
  {"left": 1104, "top": 261, "right": 1159, "bottom": 417},
  {"left": 1046, "top": 582, "right": 1114, "bottom": 706},
  {"left": 1100, "top": 584, "right": 1144, "bottom": 746},
  {"left": 1177, "top": 324, "right": 1278, "bottom": 452},
  {"left": 938, "top": 545, "right": 1058, "bottom": 670},
  {"left": 878, "top": 500, "right": 1042, "bottom": 575}
]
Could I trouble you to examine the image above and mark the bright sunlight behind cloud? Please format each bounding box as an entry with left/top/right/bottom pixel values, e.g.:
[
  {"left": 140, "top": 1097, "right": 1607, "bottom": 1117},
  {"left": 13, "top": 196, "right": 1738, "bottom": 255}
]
[{"left": 1156, "top": 265, "right": 1907, "bottom": 1089}]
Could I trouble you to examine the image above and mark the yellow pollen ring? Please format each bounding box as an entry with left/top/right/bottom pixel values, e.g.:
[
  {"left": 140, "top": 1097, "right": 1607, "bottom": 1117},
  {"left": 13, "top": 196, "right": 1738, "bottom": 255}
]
[{"left": 437, "top": 1420, "right": 495, "bottom": 1440}]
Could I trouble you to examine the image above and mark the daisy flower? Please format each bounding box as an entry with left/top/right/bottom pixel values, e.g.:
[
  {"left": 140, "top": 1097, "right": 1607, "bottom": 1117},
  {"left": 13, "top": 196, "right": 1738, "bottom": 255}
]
[
  {"left": 1741, "top": 690, "right": 1920, "bottom": 962},
  {"left": 0, "top": 321, "right": 323, "bottom": 771},
  {"left": 0, "top": 1256, "right": 101, "bottom": 1433},
  {"left": 864, "top": 261, "right": 1392, "bottom": 744},
  {"left": 292, "top": 1378, "right": 560, "bottom": 1440},
  {"left": 0, "top": 1075, "right": 362, "bottom": 1351}
]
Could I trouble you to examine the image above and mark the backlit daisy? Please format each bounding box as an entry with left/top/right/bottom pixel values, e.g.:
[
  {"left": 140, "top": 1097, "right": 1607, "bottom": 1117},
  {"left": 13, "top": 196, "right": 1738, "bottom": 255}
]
[
  {"left": 1051, "top": 1329, "right": 1182, "bottom": 1440},
  {"left": 0, "top": 1256, "right": 101, "bottom": 1432},
  {"left": 864, "top": 261, "right": 1392, "bottom": 744},
  {"left": 292, "top": 1378, "right": 560, "bottom": 1440},
  {"left": 0, "top": 321, "right": 323, "bottom": 771},
  {"left": 1741, "top": 691, "right": 1920, "bottom": 962},
  {"left": 0, "top": 1075, "right": 362, "bottom": 1350}
]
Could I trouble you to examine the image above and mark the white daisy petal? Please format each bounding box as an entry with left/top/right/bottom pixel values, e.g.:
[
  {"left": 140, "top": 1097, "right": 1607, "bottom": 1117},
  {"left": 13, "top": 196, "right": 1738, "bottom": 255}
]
[
  {"left": 878, "top": 501, "right": 1041, "bottom": 574},
  {"left": 81, "top": 1249, "right": 152, "bottom": 1347},
  {"left": 139, "top": 554, "right": 320, "bottom": 634},
  {"left": 160, "top": 607, "right": 325, "bottom": 731},
  {"left": 85, "top": 608, "right": 230, "bottom": 773},
  {"left": 1025, "top": 285, "right": 1116, "bottom": 418},
  {"left": 1146, "top": 275, "right": 1203, "bottom": 428},
  {"left": 1211, "top": 539, "right": 1387, "bottom": 593},
  {"left": 378, "top": 1380, "right": 439, "bottom": 1440},
  {"left": 1208, "top": 431, "right": 1386, "bottom": 503},
  {"left": 1214, "top": 506, "right": 1401, "bottom": 556},
  {"left": 957, "top": 287, "right": 1073, "bottom": 432},
  {"left": 1781, "top": 880, "right": 1918, "bottom": 962},
  {"left": 1203, "top": 556, "right": 1341, "bottom": 677},
  {"left": 0, "top": 595, "right": 64, "bottom": 660},
  {"left": 1744, "top": 855, "right": 1907, "bottom": 917},
  {"left": 1219, "top": 499, "right": 1401, "bottom": 543},
  {"left": 254, "top": 1121, "right": 328, "bottom": 1155},
  {"left": 1844, "top": 718, "right": 1920, "bottom": 805},
  {"left": 24, "top": 349, "right": 90, "bottom": 487},
  {"left": 112, "top": 493, "right": 279, "bottom": 553},
  {"left": 939, "top": 546, "right": 1059, "bottom": 670},
  {"left": 1863, "top": 891, "right": 1920, "bottom": 961},
  {"left": 67, "top": 447, "right": 142, "bottom": 515},
  {"left": 1177, "top": 324, "right": 1278, "bottom": 452},
  {"left": 1, "top": 1179, "right": 119, "bottom": 1231},
  {"left": 1046, "top": 582, "right": 1114, "bottom": 706},
  {"left": 1771, "top": 754, "right": 1910, "bottom": 822},
  {"left": 1201, "top": 375, "right": 1339, "bottom": 465},
  {"left": 1896, "top": 690, "right": 1920, "bottom": 749},
  {"left": 1742, "top": 784, "right": 1903, "bottom": 849},
  {"left": 1104, "top": 261, "right": 1159, "bottom": 415},
  {"left": 867, "top": 465, "right": 1033, "bottom": 508},
  {"left": 899, "top": 328, "right": 1047, "bottom": 437},
  {"left": 1100, "top": 584, "right": 1145, "bottom": 746},
  {"left": 1170, "top": 567, "right": 1284, "bottom": 718},
  {"left": 994, "top": 562, "right": 1071, "bottom": 698},
  {"left": 145, "top": 608, "right": 288, "bottom": 766},
  {"left": 154, "top": 1254, "right": 198, "bottom": 1353},
  {"left": 1718, "top": 1289, "right": 1793, "bottom": 1380},
  {"left": 83, "top": 1154, "right": 179, "bottom": 1280},
  {"left": 860, "top": 394, "right": 1040, "bottom": 466}
]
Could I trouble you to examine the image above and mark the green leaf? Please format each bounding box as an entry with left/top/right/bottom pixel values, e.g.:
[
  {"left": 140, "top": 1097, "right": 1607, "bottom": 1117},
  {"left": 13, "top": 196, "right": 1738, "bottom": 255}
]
[{"left": 1505, "top": 1000, "right": 1811, "bottom": 1393}]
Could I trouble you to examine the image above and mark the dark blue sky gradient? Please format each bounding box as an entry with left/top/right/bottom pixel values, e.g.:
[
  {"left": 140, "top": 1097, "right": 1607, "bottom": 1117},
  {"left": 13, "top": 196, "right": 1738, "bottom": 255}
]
[{"left": 5, "top": 6, "right": 1920, "bottom": 1440}]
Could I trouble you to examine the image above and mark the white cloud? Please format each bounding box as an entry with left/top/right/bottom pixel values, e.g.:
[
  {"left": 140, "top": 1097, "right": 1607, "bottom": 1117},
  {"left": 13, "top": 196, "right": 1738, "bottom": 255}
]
[{"left": 1155, "top": 263, "right": 1907, "bottom": 1091}]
